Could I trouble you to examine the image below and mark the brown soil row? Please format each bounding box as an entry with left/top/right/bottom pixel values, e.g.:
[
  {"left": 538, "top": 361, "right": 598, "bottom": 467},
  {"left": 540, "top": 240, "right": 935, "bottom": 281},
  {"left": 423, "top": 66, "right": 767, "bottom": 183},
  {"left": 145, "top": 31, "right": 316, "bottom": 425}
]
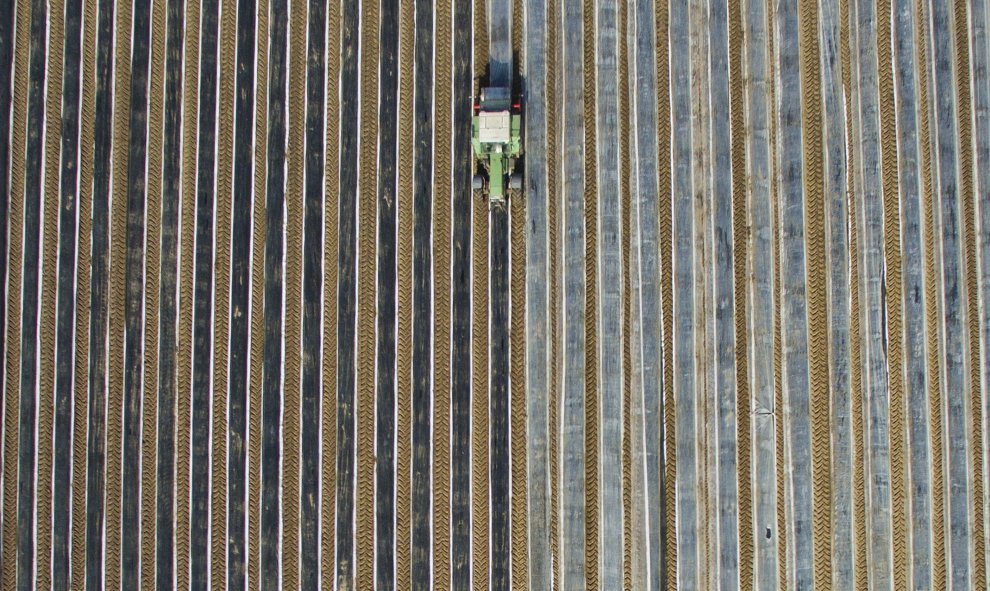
[
  {"left": 955, "top": 0, "right": 987, "bottom": 581},
  {"left": 433, "top": 0, "right": 454, "bottom": 585},
  {"left": 106, "top": 0, "right": 133, "bottom": 583},
  {"left": 212, "top": 0, "right": 237, "bottom": 584},
  {"left": 797, "top": 0, "right": 832, "bottom": 583},
  {"left": 509, "top": 1, "right": 528, "bottom": 588},
  {"left": 249, "top": 1, "right": 269, "bottom": 585},
  {"left": 1, "top": 0, "right": 29, "bottom": 584},
  {"left": 143, "top": 0, "right": 167, "bottom": 584},
  {"left": 654, "top": 0, "right": 675, "bottom": 586},
  {"left": 73, "top": 0, "right": 97, "bottom": 578},
  {"left": 914, "top": 0, "right": 945, "bottom": 582},
  {"left": 282, "top": 0, "right": 308, "bottom": 583},
  {"left": 38, "top": 0, "right": 66, "bottom": 585},
  {"left": 728, "top": 0, "right": 752, "bottom": 583},
  {"left": 545, "top": 0, "right": 561, "bottom": 586},
  {"left": 177, "top": 0, "right": 201, "bottom": 586},
  {"left": 471, "top": 5, "right": 490, "bottom": 590},
  {"left": 396, "top": 1, "right": 414, "bottom": 587},
  {"left": 582, "top": 0, "right": 599, "bottom": 584},
  {"left": 618, "top": 0, "right": 632, "bottom": 586},
  {"left": 876, "top": 0, "right": 908, "bottom": 585},
  {"left": 321, "top": 0, "right": 340, "bottom": 588},
  {"left": 356, "top": 0, "right": 381, "bottom": 586}
]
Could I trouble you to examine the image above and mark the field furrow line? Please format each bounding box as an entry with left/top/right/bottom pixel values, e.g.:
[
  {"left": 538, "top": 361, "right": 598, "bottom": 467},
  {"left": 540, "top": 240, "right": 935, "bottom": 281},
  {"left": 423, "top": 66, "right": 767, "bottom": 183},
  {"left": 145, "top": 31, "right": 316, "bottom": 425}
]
[
  {"left": 954, "top": 0, "right": 988, "bottom": 582},
  {"left": 249, "top": 0, "right": 269, "bottom": 585},
  {"left": 433, "top": 0, "right": 454, "bottom": 583},
  {"left": 212, "top": 0, "right": 237, "bottom": 583},
  {"left": 396, "top": 1, "right": 413, "bottom": 588},
  {"left": 72, "top": 0, "right": 97, "bottom": 579},
  {"left": 877, "top": 0, "right": 909, "bottom": 586}
]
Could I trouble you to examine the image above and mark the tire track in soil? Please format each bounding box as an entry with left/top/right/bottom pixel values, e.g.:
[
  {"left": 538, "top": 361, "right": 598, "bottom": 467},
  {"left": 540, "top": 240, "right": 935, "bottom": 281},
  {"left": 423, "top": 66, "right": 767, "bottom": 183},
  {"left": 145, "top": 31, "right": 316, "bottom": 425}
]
[
  {"left": 765, "top": 0, "right": 787, "bottom": 581},
  {"left": 2, "top": 0, "right": 28, "bottom": 583},
  {"left": 322, "top": 0, "right": 339, "bottom": 588},
  {"left": 301, "top": 0, "right": 328, "bottom": 583},
  {"left": 434, "top": 0, "right": 454, "bottom": 584},
  {"left": 955, "top": 0, "right": 987, "bottom": 581},
  {"left": 0, "top": 0, "right": 14, "bottom": 573},
  {"left": 107, "top": 0, "right": 133, "bottom": 582},
  {"left": 38, "top": 0, "right": 64, "bottom": 584},
  {"left": 876, "top": 0, "right": 908, "bottom": 585},
  {"left": 283, "top": 0, "right": 306, "bottom": 582},
  {"left": 356, "top": 0, "right": 381, "bottom": 584},
  {"left": 511, "top": 195, "right": 528, "bottom": 591},
  {"left": 396, "top": 2, "right": 414, "bottom": 587},
  {"left": 837, "top": 0, "right": 868, "bottom": 583},
  {"left": 177, "top": 0, "right": 201, "bottom": 586},
  {"left": 354, "top": 3, "right": 379, "bottom": 589},
  {"left": 582, "top": 0, "right": 599, "bottom": 583},
  {"left": 914, "top": 0, "right": 946, "bottom": 582},
  {"left": 618, "top": 0, "right": 634, "bottom": 583},
  {"left": 545, "top": 0, "right": 561, "bottom": 585},
  {"left": 509, "top": 2, "right": 529, "bottom": 589},
  {"left": 227, "top": 0, "right": 259, "bottom": 581},
  {"left": 72, "top": 0, "right": 96, "bottom": 579},
  {"left": 470, "top": 0, "right": 490, "bottom": 577},
  {"left": 654, "top": 0, "right": 675, "bottom": 585},
  {"left": 249, "top": 0, "right": 268, "bottom": 586},
  {"left": 728, "top": 0, "right": 752, "bottom": 580},
  {"left": 797, "top": 0, "right": 831, "bottom": 582},
  {"left": 618, "top": 0, "right": 633, "bottom": 584},
  {"left": 212, "top": 0, "right": 237, "bottom": 583},
  {"left": 142, "top": 0, "right": 166, "bottom": 582}
]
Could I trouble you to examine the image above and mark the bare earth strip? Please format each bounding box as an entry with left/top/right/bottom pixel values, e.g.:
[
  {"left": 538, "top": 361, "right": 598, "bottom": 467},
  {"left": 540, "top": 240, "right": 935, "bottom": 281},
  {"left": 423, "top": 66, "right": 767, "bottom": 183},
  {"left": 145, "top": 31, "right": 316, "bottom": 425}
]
[
  {"left": 212, "top": 0, "right": 237, "bottom": 583},
  {"left": 670, "top": 0, "right": 701, "bottom": 583},
  {"left": 321, "top": 1, "right": 340, "bottom": 588},
  {"left": 522, "top": 0, "right": 550, "bottom": 586},
  {"left": 559, "top": 0, "right": 588, "bottom": 585},
  {"left": 51, "top": 0, "right": 86, "bottom": 583},
  {"left": 928, "top": 0, "right": 975, "bottom": 585},
  {"left": 433, "top": 0, "right": 454, "bottom": 583},
  {"left": 38, "top": 0, "right": 64, "bottom": 584},
  {"left": 967, "top": 0, "right": 990, "bottom": 582},
  {"left": 72, "top": 0, "right": 96, "bottom": 581},
  {"left": 819, "top": 0, "right": 855, "bottom": 585},
  {"left": 395, "top": 2, "right": 414, "bottom": 588},
  {"left": 594, "top": 0, "right": 624, "bottom": 584},
  {"left": 893, "top": 0, "right": 936, "bottom": 585},
  {"left": 741, "top": 0, "right": 778, "bottom": 581},
  {"left": 249, "top": 0, "right": 269, "bottom": 586},
  {"left": 773, "top": 0, "right": 814, "bottom": 585},
  {"left": 143, "top": 0, "right": 167, "bottom": 584},
  {"left": 2, "top": 0, "right": 28, "bottom": 584}
]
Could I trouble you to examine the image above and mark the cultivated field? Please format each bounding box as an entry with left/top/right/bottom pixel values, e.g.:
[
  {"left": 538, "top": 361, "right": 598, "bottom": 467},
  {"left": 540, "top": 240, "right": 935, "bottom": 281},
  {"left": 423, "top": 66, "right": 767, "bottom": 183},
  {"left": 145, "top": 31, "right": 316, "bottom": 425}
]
[{"left": 1, "top": 0, "right": 989, "bottom": 588}]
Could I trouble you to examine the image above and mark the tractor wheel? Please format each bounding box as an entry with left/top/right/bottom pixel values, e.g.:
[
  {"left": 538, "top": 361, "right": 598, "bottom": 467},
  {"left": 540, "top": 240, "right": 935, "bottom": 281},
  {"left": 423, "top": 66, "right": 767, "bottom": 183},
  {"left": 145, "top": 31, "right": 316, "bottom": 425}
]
[
  {"left": 472, "top": 174, "right": 484, "bottom": 191},
  {"left": 509, "top": 173, "right": 523, "bottom": 190}
]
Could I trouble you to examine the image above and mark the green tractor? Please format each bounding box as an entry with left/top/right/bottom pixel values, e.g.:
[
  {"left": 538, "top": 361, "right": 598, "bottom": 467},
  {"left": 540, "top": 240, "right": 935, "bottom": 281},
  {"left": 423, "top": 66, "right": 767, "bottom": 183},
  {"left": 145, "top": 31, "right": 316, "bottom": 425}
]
[{"left": 472, "top": 87, "right": 523, "bottom": 206}]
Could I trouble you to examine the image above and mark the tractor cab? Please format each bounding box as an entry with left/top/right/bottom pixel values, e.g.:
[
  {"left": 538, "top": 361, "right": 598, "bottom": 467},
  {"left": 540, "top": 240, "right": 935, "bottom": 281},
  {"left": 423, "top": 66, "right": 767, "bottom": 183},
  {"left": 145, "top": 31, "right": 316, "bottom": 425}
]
[{"left": 472, "top": 87, "right": 523, "bottom": 206}]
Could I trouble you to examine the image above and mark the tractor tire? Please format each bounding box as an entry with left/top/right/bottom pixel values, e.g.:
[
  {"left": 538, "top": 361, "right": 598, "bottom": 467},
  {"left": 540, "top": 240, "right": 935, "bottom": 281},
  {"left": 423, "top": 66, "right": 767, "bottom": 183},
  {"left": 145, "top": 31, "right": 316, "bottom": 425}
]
[{"left": 509, "top": 173, "right": 523, "bottom": 190}]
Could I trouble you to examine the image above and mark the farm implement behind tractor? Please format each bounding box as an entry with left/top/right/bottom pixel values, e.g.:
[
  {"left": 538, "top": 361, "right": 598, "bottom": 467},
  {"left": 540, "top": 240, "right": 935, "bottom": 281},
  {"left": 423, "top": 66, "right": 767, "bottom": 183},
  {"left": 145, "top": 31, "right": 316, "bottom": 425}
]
[{"left": 472, "top": 86, "right": 523, "bottom": 207}]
